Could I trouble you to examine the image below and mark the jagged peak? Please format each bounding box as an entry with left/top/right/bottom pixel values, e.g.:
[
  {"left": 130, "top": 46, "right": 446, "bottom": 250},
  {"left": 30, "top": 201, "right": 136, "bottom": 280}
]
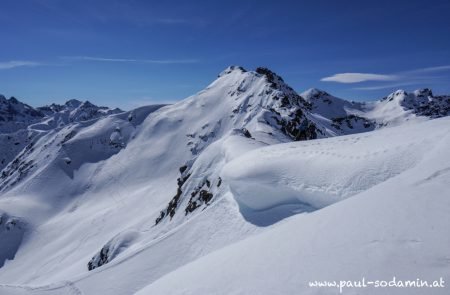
[
  {"left": 8, "top": 96, "right": 20, "bottom": 104},
  {"left": 218, "top": 65, "right": 247, "bottom": 77},
  {"left": 65, "top": 99, "right": 83, "bottom": 108},
  {"left": 217, "top": 66, "right": 291, "bottom": 92},
  {"left": 255, "top": 67, "right": 284, "bottom": 83},
  {"left": 0, "top": 95, "right": 39, "bottom": 111},
  {"left": 79, "top": 100, "right": 96, "bottom": 108},
  {"left": 414, "top": 88, "right": 433, "bottom": 97},
  {"left": 382, "top": 89, "right": 408, "bottom": 102},
  {"left": 383, "top": 88, "right": 435, "bottom": 103},
  {"left": 301, "top": 88, "right": 331, "bottom": 99},
  {"left": 394, "top": 89, "right": 408, "bottom": 96}
]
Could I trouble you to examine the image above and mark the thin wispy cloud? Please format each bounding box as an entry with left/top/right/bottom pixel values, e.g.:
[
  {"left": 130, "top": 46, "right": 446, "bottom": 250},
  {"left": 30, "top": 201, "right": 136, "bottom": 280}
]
[
  {"left": 322, "top": 65, "right": 450, "bottom": 90},
  {"left": 321, "top": 73, "right": 397, "bottom": 83},
  {"left": 61, "top": 56, "right": 199, "bottom": 64},
  {"left": 353, "top": 82, "right": 418, "bottom": 90},
  {"left": 404, "top": 65, "right": 450, "bottom": 74},
  {"left": 0, "top": 60, "right": 41, "bottom": 70}
]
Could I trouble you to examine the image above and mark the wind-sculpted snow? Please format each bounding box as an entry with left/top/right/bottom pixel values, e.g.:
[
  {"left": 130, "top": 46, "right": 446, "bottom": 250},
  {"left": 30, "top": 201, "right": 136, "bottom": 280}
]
[
  {"left": 223, "top": 117, "right": 446, "bottom": 217},
  {"left": 135, "top": 117, "right": 450, "bottom": 295},
  {"left": 0, "top": 66, "right": 450, "bottom": 295}
]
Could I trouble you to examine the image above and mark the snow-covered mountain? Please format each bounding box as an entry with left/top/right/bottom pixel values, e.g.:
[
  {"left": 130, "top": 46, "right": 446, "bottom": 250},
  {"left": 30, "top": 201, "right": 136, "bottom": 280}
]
[
  {"left": 0, "top": 95, "right": 44, "bottom": 134},
  {"left": 0, "top": 97, "right": 123, "bottom": 173},
  {"left": 35, "top": 99, "right": 123, "bottom": 129},
  {"left": 364, "top": 88, "right": 450, "bottom": 126},
  {"left": 0, "top": 66, "right": 449, "bottom": 295}
]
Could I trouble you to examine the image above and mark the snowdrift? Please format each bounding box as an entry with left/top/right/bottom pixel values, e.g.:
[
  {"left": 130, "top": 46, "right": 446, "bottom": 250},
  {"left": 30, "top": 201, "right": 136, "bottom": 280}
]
[{"left": 137, "top": 116, "right": 450, "bottom": 295}]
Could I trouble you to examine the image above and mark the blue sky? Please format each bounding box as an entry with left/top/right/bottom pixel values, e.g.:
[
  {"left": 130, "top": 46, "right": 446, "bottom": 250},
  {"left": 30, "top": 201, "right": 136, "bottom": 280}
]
[{"left": 1, "top": 0, "right": 450, "bottom": 109}]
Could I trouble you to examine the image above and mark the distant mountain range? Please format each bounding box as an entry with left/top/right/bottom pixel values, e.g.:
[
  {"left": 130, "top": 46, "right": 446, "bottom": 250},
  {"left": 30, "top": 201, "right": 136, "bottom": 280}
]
[
  {"left": 0, "top": 95, "right": 122, "bottom": 133},
  {"left": 0, "top": 96, "right": 123, "bottom": 173}
]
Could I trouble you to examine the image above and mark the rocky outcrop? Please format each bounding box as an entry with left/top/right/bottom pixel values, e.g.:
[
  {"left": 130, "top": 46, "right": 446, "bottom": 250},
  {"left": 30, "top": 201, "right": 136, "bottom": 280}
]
[
  {"left": 331, "top": 115, "right": 374, "bottom": 130},
  {"left": 384, "top": 88, "right": 450, "bottom": 119},
  {"left": 185, "top": 180, "right": 214, "bottom": 215},
  {"left": 0, "top": 212, "right": 25, "bottom": 268},
  {"left": 155, "top": 166, "right": 191, "bottom": 225},
  {"left": 87, "top": 231, "right": 139, "bottom": 271}
]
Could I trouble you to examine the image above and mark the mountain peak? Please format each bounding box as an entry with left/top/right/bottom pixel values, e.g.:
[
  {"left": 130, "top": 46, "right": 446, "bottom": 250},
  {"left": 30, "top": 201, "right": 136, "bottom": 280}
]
[
  {"left": 8, "top": 96, "right": 19, "bottom": 104},
  {"left": 414, "top": 88, "right": 433, "bottom": 97},
  {"left": 301, "top": 88, "right": 330, "bottom": 100},
  {"left": 383, "top": 89, "right": 407, "bottom": 101},
  {"left": 79, "top": 100, "right": 96, "bottom": 108},
  {"left": 255, "top": 67, "right": 284, "bottom": 83},
  {"left": 65, "top": 99, "right": 83, "bottom": 108},
  {"left": 218, "top": 65, "right": 247, "bottom": 77}
]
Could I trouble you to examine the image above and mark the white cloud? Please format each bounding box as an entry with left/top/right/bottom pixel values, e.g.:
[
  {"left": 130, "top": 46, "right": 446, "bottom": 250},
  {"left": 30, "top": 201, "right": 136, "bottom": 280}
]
[
  {"left": 321, "top": 73, "right": 397, "bottom": 83},
  {"left": 321, "top": 64, "right": 450, "bottom": 86},
  {"left": 61, "top": 56, "right": 199, "bottom": 64},
  {"left": 0, "top": 60, "right": 41, "bottom": 70}
]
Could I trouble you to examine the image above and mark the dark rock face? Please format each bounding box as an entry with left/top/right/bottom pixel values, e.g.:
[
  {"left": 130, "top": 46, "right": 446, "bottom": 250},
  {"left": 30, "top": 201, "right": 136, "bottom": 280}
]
[
  {"left": 88, "top": 246, "right": 109, "bottom": 271},
  {"left": 383, "top": 89, "right": 450, "bottom": 119},
  {"left": 155, "top": 163, "right": 218, "bottom": 224},
  {"left": 254, "top": 68, "right": 321, "bottom": 141},
  {"left": 0, "top": 213, "right": 25, "bottom": 268},
  {"left": 413, "top": 95, "right": 450, "bottom": 118},
  {"left": 179, "top": 165, "right": 188, "bottom": 174},
  {"left": 270, "top": 108, "right": 320, "bottom": 141},
  {"left": 87, "top": 231, "right": 138, "bottom": 271},
  {"left": 415, "top": 88, "right": 433, "bottom": 97},
  {"left": 331, "top": 115, "right": 375, "bottom": 130},
  {"left": 256, "top": 67, "right": 284, "bottom": 84},
  {"left": 242, "top": 128, "right": 252, "bottom": 138},
  {"left": 61, "top": 130, "right": 77, "bottom": 145},
  {"left": 0, "top": 142, "right": 35, "bottom": 191},
  {"left": 155, "top": 166, "right": 191, "bottom": 225},
  {"left": 257, "top": 67, "right": 312, "bottom": 110},
  {"left": 199, "top": 190, "right": 213, "bottom": 203},
  {"left": 184, "top": 180, "right": 214, "bottom": 216}
]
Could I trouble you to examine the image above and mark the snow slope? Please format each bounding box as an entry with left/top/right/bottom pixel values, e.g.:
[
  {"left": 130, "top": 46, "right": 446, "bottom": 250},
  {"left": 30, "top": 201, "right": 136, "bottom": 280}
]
[
  {"left": 363, "top": 88, "right": 450, "bottom": 127},
  {"left": 137, "top": 116, "right": 450, "bottom": 295},
  {"left": 0, "top": 66, "right": 322, "bottom": 289},
  {"left": 223, "top": 116, "right": 441, "bottom": 211},
  {"left": 0, "top": 66, "right": 449, "bottom": 295}
]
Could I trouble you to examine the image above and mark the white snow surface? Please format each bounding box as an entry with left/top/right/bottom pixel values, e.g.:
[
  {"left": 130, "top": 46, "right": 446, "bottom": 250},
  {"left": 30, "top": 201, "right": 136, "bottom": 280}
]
[
  {"left": 0, "top": 67, "right": 449, "bottom": 295},
  {"left": 136, "top": 116, "right": 450, "bottom": 295}
]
